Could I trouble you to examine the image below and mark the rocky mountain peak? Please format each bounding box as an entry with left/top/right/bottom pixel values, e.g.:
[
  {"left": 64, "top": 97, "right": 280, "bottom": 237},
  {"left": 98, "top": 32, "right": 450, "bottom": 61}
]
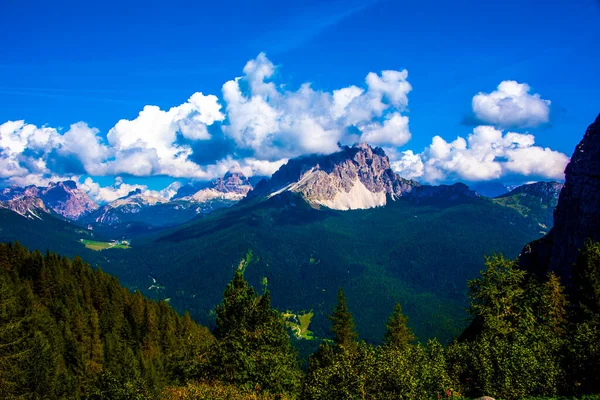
[
  {"left": 39, "top": 180, "right": 99, "bottom": 220},
  {"left": 185, "top": 171, "right": 253, "bottom": 203},
  {"left": 0, "top": 195, "right": 49, "bottom": 220},
  {"left": 248, "top": 143, "right": 420, "bottom": 210},
  {"left": 212, "top": 171, "right": 252, "bottom": 195},
  {"left": 0, "top": 180, "right": 98, "bottom": 220},
  {"left": 519, "top": 114, "right": 600, "bottom": 282}
]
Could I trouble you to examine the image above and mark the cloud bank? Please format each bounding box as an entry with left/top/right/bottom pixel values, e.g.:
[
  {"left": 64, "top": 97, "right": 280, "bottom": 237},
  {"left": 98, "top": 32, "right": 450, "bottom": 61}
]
[
  {"left": 392, "top": 80, "right": 566, "bottom": 184},
  {"left": 392, "top": 125, "right": 569, "bottom": 183},
  {"left": 0, "top": 55, "right": 568, "bottom": 199}
]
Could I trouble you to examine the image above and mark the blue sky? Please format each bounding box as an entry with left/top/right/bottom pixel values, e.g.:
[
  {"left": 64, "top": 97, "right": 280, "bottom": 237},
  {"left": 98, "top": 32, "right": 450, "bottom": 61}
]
[{"left": 0, "top": 0, "right": 598, "bottom": 201}]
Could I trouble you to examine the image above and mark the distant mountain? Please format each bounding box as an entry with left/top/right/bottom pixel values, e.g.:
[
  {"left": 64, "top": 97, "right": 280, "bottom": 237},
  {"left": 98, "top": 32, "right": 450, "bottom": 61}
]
[
  {"left": 0, "top": 180, "right": 98, "bottom": 220},
  {"left": 493, "top": 181, "right": 563, "bottom": 234},
  {"left": 39, "top": 180, "right": 99, "bottom": 219},
  {"left": 0, "top": 194, "right": 50, "bottom": 220},
  {"left": 248, "top": 143, "right": 482, "bottom": 210},
  {"left": 83, "top": 172, "right": 253, "bottom": 233},
  {"left": 182, "top": 172, "right": 252, "bottom": 203},
  {"left": 248, "top": 143, "right": 419, "bottom": 210}
]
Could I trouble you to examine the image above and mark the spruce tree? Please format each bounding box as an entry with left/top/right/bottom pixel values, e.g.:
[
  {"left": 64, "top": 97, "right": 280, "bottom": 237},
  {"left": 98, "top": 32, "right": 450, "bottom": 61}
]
[
  {"left": 208, "top": 270, "right": 301, "bottom": 395},
  {"left": 328, "top": 288, "right": 358, "bottom": 350},
  {"left": 384, "top": 302, "right": 415, "bottom": 349}
]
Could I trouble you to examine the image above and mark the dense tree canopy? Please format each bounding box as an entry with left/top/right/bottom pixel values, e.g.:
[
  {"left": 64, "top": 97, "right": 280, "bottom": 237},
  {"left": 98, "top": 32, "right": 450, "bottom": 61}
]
[
  {"left": 2, "top": 240, "right": 600, "bottom": 399},
  {"left": 0, "top": 242, "right": 213, "bottom": 399}
]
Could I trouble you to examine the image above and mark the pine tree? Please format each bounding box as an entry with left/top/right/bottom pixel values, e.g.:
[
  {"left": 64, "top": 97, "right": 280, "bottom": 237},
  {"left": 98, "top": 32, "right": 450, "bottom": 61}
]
[
  {"left": 328, "top": 288, "right": 358, "bottom": 350},
  {"left": 208, "top": 270, "right": 301, "bottom": 395},
  {"left": 384, "top": 302, "right": 415, "bottom": 349}
]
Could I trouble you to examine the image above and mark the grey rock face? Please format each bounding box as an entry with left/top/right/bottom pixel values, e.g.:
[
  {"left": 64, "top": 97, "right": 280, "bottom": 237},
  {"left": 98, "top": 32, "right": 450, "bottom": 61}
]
[
  {"left": 0, "top": 195, "right": 49, "bottom": 219},
  {"left": 519, "top": 114, "right": 600, "bottom": 282},
  {"left": 39, "top": 180, "right": 99, "bottom": 219},
  {"left": 0, "top": 180, "right": 98, "bottom": 220},
  {"left": 249, "top": 143, "right": 420, "bottom": 209},
  {"left": 211, "top": 171, "right": 253, "bottom": 195}
]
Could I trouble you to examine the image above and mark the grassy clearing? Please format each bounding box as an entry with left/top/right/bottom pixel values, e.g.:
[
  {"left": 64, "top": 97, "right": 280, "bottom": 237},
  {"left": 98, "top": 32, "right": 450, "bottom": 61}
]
[
  {"left": 284, "top": 310, "right": 315, "bottom": 340},
  {"left": 81, "top": 239, "right": 130, "bottom": 251}
]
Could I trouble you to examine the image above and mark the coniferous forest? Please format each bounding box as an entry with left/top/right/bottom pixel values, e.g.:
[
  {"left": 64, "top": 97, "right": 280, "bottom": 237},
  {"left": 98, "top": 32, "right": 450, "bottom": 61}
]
[{"left": 1, "top": 240, "right": 600, "bottom": 399}]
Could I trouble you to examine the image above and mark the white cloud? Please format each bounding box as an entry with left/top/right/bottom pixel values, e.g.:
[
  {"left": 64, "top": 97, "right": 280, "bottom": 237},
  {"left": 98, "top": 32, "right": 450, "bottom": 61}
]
[
  {"left": 105, "top": 92, "right": 225, "bottom": 177},
  {"left": 79, "top": 177, "right": 186, "bottom": 204},
  {"left": 221, "top": 52, "right": 413, "bottom": 160},
  {"left": 390, "top": 150, "right": 424, "bottom": 180},
  {"left": 392, "top": 125, "right": 569, "bottom": 183},
  {"left": 0, "top": 56, "right": 570, "bottom": 190},
  {"left": 0, "top": 120, "right": 109, "bottom": 180},
  {"left": 79, "top": 177, "right": 145, "bottom": 204},
  {"left": 157, "top": 181, "right": 183, "bottom": 200},
  {"left": 360, "top": 113, "right": 411, "bottom": 147},
  {"left": 1, "top": 54, "right": 413, "bottom": 185},
  {"left": 472, "top": 80, "right": 551, "bottom": 128}
]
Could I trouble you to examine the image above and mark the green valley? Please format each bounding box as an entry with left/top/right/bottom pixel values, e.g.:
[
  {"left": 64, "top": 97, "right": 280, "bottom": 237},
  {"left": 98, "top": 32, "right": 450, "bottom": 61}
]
[{"left": 97, "top": 192, "right": 544, "bottom": 345}]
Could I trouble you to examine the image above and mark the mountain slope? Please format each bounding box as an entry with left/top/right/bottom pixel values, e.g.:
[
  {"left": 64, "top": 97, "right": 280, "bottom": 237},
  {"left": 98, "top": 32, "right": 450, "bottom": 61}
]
[
  {"left": 493, "top": 181, "right": 563, "bottom": 234},
  {"left": 0, "top": 242, "right": 212, "bottom": 399},
  {"left": 100, "top": 190, "right": 545, "bottom": 345},
  {"left": 0, "top": 208, "right": 97, "bottom": 258}
]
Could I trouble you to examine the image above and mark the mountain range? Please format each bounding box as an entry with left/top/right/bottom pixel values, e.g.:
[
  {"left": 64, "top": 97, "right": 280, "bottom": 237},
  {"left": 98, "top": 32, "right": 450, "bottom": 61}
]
[
  {"left": 0, "top": 171, "right": 253, "bottom": 236},
  {"left": 0, "top": 145, "right": 561, "bottom": 239},
  {"left": 0, "top": 142, "right": 565, "bottom": 346}
]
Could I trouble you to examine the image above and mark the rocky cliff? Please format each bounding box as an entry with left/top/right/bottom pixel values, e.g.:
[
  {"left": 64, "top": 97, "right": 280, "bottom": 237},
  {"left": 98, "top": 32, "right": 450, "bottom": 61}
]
[
  {"left": 248, "top": 143, "right": 420, "bottom": 210},
  {"left": 39, "top": 180, "right": 99, "bottom": 219},
  {"left": 0, "top": 180, "right": 97, "bottom": 220},
  {"left": 519, "top": 114, "right": 600, "bottom": 282}
]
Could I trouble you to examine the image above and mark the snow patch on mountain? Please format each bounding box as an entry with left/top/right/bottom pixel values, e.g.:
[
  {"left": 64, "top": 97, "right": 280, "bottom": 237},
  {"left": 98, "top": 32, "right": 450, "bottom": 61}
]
[{"left": 313, "top": 178, "right": 387, "bottom": 210}]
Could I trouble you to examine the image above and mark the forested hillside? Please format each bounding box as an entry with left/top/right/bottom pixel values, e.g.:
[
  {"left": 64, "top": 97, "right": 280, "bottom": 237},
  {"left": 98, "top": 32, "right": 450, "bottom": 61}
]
[
  {"left": 2, "top": 240, "right": 600, "bottom": 399},
  {"left": 0, "top": 242, "right": 212, "bottom": 399},
  {"left": 100, "top": 193, "right": 543, "bottom": 345}
]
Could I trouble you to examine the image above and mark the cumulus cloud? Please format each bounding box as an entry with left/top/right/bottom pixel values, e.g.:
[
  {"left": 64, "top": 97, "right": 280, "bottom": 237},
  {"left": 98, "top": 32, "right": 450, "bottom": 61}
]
[
  {"left": 105, "top": 92, "right": 225, "bottom": 177},
  {"left": 0, "top": 54, "right": 570, "bottom": 193},
  {"left": 0, "top": 120, "right": 109, "bottom": 182},
  {"left": 392, "top": 125, "right": 569, "bottom": 183},
  {"left": 222, "top": 52, "right": 413, "bottom": 160},
  {"left": 472, "top": 80, "right": 551, "bottom": 128}
]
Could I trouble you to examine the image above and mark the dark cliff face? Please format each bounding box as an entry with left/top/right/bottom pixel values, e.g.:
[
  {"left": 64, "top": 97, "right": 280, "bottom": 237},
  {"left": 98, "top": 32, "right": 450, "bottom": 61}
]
[
  {"left": 519, "top": 114, "right": 600, "bottom": 282},
  {"left": 549, "top": 114, "right": 600, "bottom": 280}
]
